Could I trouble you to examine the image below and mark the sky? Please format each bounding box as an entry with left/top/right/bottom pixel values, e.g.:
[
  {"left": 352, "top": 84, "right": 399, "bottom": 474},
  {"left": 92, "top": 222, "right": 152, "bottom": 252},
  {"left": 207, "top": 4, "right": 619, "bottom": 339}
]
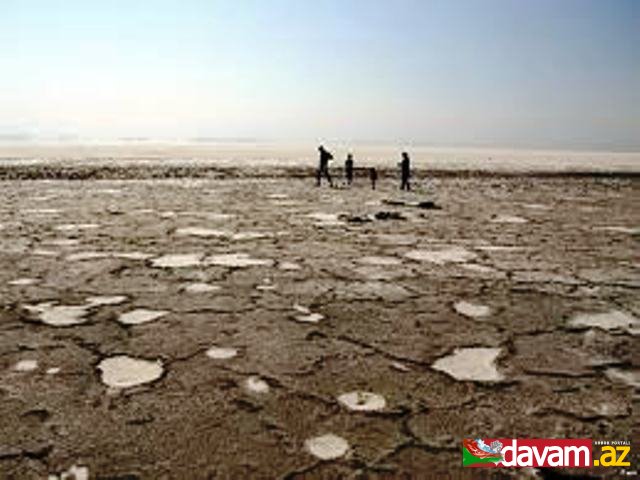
[{"left": 1, "top": 0, "right": 639, "bottom": 150}]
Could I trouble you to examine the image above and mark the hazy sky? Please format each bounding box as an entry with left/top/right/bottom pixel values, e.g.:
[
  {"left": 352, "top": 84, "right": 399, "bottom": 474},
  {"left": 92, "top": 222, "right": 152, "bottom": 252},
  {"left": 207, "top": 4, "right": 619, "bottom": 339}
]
[{"left": 2, "top": 0, "right": 639, "bottom": 149}]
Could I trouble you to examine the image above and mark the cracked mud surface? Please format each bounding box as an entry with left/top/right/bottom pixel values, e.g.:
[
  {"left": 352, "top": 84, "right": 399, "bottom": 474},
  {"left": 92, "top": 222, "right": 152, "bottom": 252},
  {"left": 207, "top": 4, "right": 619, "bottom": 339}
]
[{"left": 0, "top": 173, "right": 637, "bottom": 479}]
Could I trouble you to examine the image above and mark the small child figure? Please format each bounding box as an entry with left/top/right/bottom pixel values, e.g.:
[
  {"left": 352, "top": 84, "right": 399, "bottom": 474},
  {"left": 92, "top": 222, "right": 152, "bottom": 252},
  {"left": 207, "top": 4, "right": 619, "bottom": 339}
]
[{"left": 369, "top": 167, "right": 378, "bottom": 190}]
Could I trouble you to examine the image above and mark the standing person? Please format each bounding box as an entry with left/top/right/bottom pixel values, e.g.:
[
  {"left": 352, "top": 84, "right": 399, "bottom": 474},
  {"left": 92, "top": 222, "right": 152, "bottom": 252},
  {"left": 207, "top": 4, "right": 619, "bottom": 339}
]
[
  {"left": 369, "top": 167, "right": 378, "bottom": 190},
  {"left": 317, "top": 145, "right": 334, "bottom": 187},
  {"left": 400, "top": 151, "right": 411, "bottom": 191},
  {"left": 345, "top": 153, "right": 354, "bottom": 185}
]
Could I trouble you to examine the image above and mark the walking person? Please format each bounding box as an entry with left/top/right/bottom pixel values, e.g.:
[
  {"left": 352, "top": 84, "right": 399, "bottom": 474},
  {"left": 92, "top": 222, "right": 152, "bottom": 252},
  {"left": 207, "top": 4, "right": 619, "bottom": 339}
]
[
  {"left": 399, "top": 151, "right": 411, "bottom": 191},
  {"left": 316, "top": 145, "right": 334, "bottom": 187},
  {"left": 345, "top": 153, "right": 354, "bottom": 185},
  {"left": 369, "top": 167, "right": 378, "bottom": 190}
]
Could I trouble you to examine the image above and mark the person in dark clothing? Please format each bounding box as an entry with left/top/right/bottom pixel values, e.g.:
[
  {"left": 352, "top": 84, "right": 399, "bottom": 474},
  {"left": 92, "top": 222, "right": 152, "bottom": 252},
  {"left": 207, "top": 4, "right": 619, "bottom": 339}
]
[
  {"left": 345, "top": 153, "right": 354, "bottom": 185},
  {"left": 400, "top": 151, "right": 411, "bottom": 191},
  {"left": 369, "top": 167, "right": 378, "bottom": 190},
  {"left": 317, "top": 145, "right": 334, "bottom": 187}
]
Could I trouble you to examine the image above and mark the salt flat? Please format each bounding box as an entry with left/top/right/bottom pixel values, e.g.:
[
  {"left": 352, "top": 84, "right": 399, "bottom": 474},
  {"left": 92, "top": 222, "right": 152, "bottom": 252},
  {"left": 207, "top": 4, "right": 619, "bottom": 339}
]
[{"left": 0, "top": 167, "right": 637, "bottom": 479}]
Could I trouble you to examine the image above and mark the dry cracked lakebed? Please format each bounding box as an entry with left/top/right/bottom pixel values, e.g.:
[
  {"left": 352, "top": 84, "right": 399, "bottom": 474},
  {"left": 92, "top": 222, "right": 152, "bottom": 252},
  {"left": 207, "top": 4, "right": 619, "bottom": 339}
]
[{"left": 0, "top": 173, "right": 637, "bottom": 479}]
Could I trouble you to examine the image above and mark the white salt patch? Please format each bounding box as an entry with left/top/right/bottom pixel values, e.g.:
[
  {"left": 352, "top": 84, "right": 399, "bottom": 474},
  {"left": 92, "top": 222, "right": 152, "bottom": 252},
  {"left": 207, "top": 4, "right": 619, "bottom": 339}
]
[
  {"left": 596, "top": 226, "right": 640, "bottom": 235},
  {"left": 461, "top": 263, "right": 499, "bottom": 274},
  {"left": 522, "top": 203, "right": 551, "bottom": 210},
  {"left": 569, "top": 310, "right": 639, "bottom": 334},
  {"left": 294, "top": 313, "right": 324, "bottom": 324},
  {"left": 432, "top": 347, "right": 504, "bottom": 382},
  {"left": 605, "top": 368, "right": 640, "bottom": 389},
  {"left": 358, "top": 256, "right": 402, "bottom": 266},
  {"left": 13, "top": 359, "right": 38, "bottom": 372},
  {"left": 306, "top": 212, "right": 343, "bottom": 226},
  {"left": 205, "top": 253, "right": 273, "bottom": 268},
  {"left": 404, "top": 247, "right": 477, "bottom": 265},
  {"left": 203, "top": 213, "right": 235, "bottom": 221},
  {"left": 45, "top": 238, "right": 80, "bottom": 247},
  {"left": 231, "top": 232, "right": 271, "bottom": 241},
  {"left": 98, "top": 355, "right": 163, "bottom": 388},
  {"left": 182, "top": 282, "right": 221, "bottom": 293},
  {"left": 491, "top": 215, "right": 528, "bottom": 224},
  {"left": 48, "top": 464, "right": 89, "bottom": 480},
  {"left": 25, "top": 208, "right": 60, "bottom": 215},
  {"left": 32, "top": 249, "right": 58, "bottom": 257},
  {"left": 112, "top": 251, "right": 153, "bottom": 261},
  {"left": 55, "top": 223, "right": 99, "bottom": 232},
  {"left": 66, "top": 251, "right": 110, "bottom": 262},
  {"left": 117, "top": 309, "right": 168, "bottom": 326},
  {"left": 454, "top": 301, "right": 491, "bottom": 318},
  {"left": 85, "top": 295, "right": 127, "bottom": 307},
  {"left": 293, "top": 304, "right": 311, "bottom": 314},
  {"left": 391, "top": 361, "right": 410, "bottom": 372},
  {"left": 245, "top": 376, "right": 270, "bottom": 394},
  {"left": 206, "top": 346, "right": 238, "bottom": 360},
  {"left": 305, "top": 434, "right": 350, "bottom": 460},
  {"left": 25, "top": 303, "right": 89, "bottom": 327},
  {"left": 46, "top": 367, "right": 61, "bottom": 375},
  {"left": 151, "top": 254, "right": 203, "bottom": 268},
  {"left": 476, "top": 245, "right": 522, "bottom": 252},
  {"left": 279, "top": 261, "right": 302, "bottom": 271},
  {"left": 337, "top": 391, "right": 386, "bottom": 412},
  {"left": 8, "top": 278, "right": 38, "bottom": 286},
  {"left": 176, "top": 227, "right": 229, "bottom": 237}
]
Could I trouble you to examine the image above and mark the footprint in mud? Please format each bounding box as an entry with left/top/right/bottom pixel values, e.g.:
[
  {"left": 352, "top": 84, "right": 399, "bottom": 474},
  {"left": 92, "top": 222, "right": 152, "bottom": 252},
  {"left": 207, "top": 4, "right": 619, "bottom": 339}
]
[
  {"left": 98, "top": 355, "right": 164, "bottom": 388},
  {"left": 432, "top": 347, "right": 504, "bottom": 382}
]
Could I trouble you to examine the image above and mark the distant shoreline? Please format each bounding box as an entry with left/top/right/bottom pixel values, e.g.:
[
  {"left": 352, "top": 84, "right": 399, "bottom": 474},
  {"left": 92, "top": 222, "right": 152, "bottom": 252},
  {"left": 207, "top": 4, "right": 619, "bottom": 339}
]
[{"left": 1, "top": 163, "right": 638, "bottom": 181}]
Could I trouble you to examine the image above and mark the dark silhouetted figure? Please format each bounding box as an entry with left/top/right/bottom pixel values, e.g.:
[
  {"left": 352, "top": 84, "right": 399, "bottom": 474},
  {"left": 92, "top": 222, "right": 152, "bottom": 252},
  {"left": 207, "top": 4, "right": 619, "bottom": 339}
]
[
  {"left": 317, "top": 145, "right": 334, "bottom": 187},
  {"left": 400, "top": 151, "right": 411, "bottom": 191},
  {"left": 369, "top": 167, "right": 378, "bottom": 190},
  {"left": 345, "top": 153, "right": 354, "bottom": 185}
]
